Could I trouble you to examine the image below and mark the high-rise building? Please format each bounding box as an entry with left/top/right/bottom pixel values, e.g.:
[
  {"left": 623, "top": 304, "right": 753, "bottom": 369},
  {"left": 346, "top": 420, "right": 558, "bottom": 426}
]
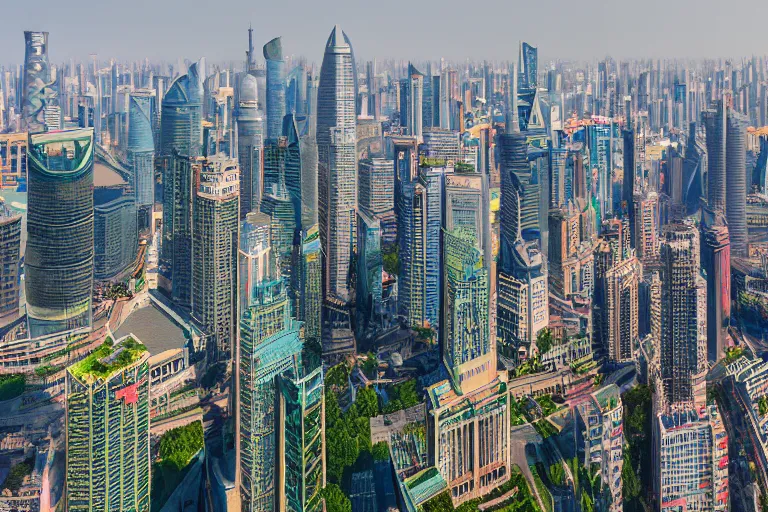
[
  {"left": 358, "top": 157, "right": 394, "bottom": 215},
  {"left": 127, "top": 89, "right": 155, "bottom": 207},
  {"left": 356, "top": 208, "right": 383, "bottom": 336},
  {"left": 426, "top": 169, "right": 510, "bottom": 506},
  {"left": 317, "top": 25, "right": 357, "bottom": 304},
  {"left": 400, "top": 63, "right": 424, "bottom": 138},
  {"left": 65, "top": 335, "right": 150, "bottom": 512},
  {"left": 300, "top": 226, "right": 322, "bottom": 342},
  {"left": 634, "top": 191, "right": 660, "bottom": 265},
  {"left": 192, "top": 155, "right": 240, "bottom": 362},
  {"left": 236, "top": 73, "right": 265, "bottom": 218},
  {"left": 420, "top": 127, "right": 460, "bottom": 165},
  {"left": 94, "top": 191, "right": 138, "bottom": 281},
  {"left": 659, "top": 224, "right": 703, "bottom": 408},
  {"left": 593, "top": 241, "right": 640, "bottom": 363},
  {"left": 161, "top": 152, "right": 195, "bottom": 307},
  {"left": 0, "top": 205, "right": 21, "bottom": 327},
  {"left": 159, "top": 61, "right": 203, "bottom": 158},
  {"left": 237, "top": 270, "right": 324, "bottom": 512},
  {"left": 22, "top": 31, "right": 54, "bottom": 134},
  {"left": 264, "top": 37, "right": 286, "bottom": 140},
  {"left": 726, "top": 109, "right": 748, "bottom": 256},
  {"left": 519, "top": 42, "right": 538, "bottom": 90},
  {"left": 701, "top": 209, "right": 731, "bottom": 364},
  {"left": 238, "top": 212, "right": 274, "bottom": 315},
  {"left": 26, "top": 128, "right": 94, "bottom": 338},
  {"left": 703, "top": 102, "right": 727, "bottom": 213}
]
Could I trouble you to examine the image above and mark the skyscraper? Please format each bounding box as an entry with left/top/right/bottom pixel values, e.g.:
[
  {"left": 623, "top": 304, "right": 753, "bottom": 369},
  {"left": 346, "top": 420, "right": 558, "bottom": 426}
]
[
  {"left": 659, "top": 224, "right": 703, "bottom": 408},
  {"left": 192, "top": 155, "right": 240, "bottom": 362},
  {"left": 236, "top": 73, "right": 265, "bottom": 218},
  {"left": 159, "top": 61, "right": 203, "bottom": 159},
  {"left": 401, "top": 63, "right": 424, "bottom": 138},
  {"left": 264, "top": 37, "right": 286, "bottom": 141},
  {"left": 94, "top": 191, "right": 138, "bottom": 281},
  {"left": 127, "top": 89, "right": 155, "bottom": 207},
  {"left": 238, "top": 268, "right": 324, "bottom": 512},
  {"left": 0, "top": 205, "right": 21, "bottom": 327},
  {"left": 726, "top": 109, "right": 748, "bottom": 256},
  {"left": 22, "top": 31, "right": 54, "bottom": 134},
  {"left": 161, "top": 152, "right": 195, "bottom": 307},
  {"left": 519, "top": 42, "right": 538, "bottom": 90},
  {"left": 701, "top": 209, "right": 731, "bottom": 363},
  {"left": 317, "top": 25, "right": 357, "bottom": 303},
  {"left": 66, "top": 335, "right": 150, "bottom": 512},
  {"left": 358, "top": 157, "right": 394, "bottom": 215},
  {"left": 26, "top": 128, "right": 94, "bottom": 338},
  {"left": 703, "top": 102, "right": 726, "bottom": 213}
]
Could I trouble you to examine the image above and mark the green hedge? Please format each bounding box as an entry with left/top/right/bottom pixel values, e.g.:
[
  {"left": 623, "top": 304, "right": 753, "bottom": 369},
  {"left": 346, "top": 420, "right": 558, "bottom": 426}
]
[{"left": 0, "top": 374, "right": 25, "bottom": 401}]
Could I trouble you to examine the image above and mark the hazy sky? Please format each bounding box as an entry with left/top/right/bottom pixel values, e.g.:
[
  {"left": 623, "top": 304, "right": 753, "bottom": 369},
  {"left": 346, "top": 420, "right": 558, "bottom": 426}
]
[{"left": 2, "top": 0, "right": 767, "bottom": 65}]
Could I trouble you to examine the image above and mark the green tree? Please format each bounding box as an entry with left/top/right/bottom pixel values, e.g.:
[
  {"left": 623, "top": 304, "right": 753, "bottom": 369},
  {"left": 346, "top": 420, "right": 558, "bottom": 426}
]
[
  {"left": 361, "top": 352, "right": 378, "bottom": 379},
  {"left": 159, "top": 421, "right": 204, "bottom": 471},
  {"left": 355, "top": 387, "right": 379, "bottom": 418},
  {"left": 322, "top": 484, "right": 352, "bottom": 512},
  {"left": 536, "top": 328, "right": 553, "bottom": 355},
  {"left": 372, "top": 441, "right": 390, "bottom": 461},
  {"left": 325, "top": 363, "right": 350, "bottom": 389}
]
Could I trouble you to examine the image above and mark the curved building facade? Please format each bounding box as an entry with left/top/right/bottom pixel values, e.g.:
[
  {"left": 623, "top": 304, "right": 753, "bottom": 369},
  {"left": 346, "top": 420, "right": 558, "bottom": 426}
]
[
  {"left": 26, "top": 128, "right": 94, "bottom": 338},
  {"left": 317, "top": 25, "right": 357, "bottom": 302},
  {"left": 263, "top": 37, "right": 286, "bottom": 141},
  {"left": 127, "top": 90, "right": 155, "bottom": 207},
  {"left": 159, "top": 61, "right": 203, "bottom": 158}
]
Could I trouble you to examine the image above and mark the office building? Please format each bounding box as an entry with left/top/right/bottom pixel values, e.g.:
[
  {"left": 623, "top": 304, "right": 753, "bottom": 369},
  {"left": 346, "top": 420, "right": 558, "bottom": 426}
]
[
  {"left": 264, "top": 37, "right": 286, "bottom": 140},
  {"left": 726, "top": 110, "right": 748, "bottom": 256},
  {"left": 659, "top": 224, "right": 704, "bottom": 408},
  {"left": 420, "top": 128, "right": 460, "bottom": 165},
  {"left": 0, "top": 132, "right": 28, "bottom": 190},
  {"left": 300, "top": 226, "right": 322, "bottom": 342},
  {"left": 26, "top": 128, "right": 94, "bottom": 338},
  {"left": 192, "top": 155, "right": 239, "bottom": 362},
  {"left": 161, "top": 152, "right": 195, "bottom": 307},
  {"left": 356, "top": 208, "right": 382, "bottom": 335},
  {"left": 701, "top": 210, "right": 731, "bottom": 364},
  {"left": 236, "top": 73, "right": 264, "bottom": 218},
  {"left": 0, "top": 205, "right": 21, "bottom": 326},
  {"left": 317, "top": 25, "right": 357, "bottom": 304},
  {"left": 159, "top": 61, "right": 203, "bottom": 158},
  {"left": 94, "top": 191, "right": 138, "bottom": 281},
  {"left": 358, "top": 157, "right": 394, "bottom": 215},
  {"left": 65, "top": 335, "right": 150, "bottom": 512},
  {"left": 127, "top": 89, "right": 155, "bottom": 207},
  {"left": 400, "top": 64, "right": 424, "bottom": 138},
  {"left": 519, "top": 42, "right": 538, "bottom": 90}
]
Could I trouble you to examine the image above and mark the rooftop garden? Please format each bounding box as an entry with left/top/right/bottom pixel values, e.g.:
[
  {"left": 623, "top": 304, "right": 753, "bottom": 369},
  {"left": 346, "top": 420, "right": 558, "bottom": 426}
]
[
  {"left": 2, "top": 456, "right": 34, "bottom": 493},
  {"left": 69, "top": 337, "right": 146, "bottom": 381}
]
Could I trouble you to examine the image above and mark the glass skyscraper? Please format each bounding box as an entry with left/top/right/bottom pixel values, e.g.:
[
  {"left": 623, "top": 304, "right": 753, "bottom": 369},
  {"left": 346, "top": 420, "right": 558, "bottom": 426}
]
[
  {"left": 317, "top": 25, "right": 357, "bottom": 303},
  {"left": 264, "top": 37, "right": 286, "bottom": 141},
  {"left": 159, "top": 61, "right": 203, "bottom": 158},
  {"left": 127, "top": 89, "right": 155, "bottom": 207},
  {"left": 236, "top": 73, "right": 264, "bottom": 218},
  {"left": 26, "top": 128, "right": 94, "bottom": 338}
]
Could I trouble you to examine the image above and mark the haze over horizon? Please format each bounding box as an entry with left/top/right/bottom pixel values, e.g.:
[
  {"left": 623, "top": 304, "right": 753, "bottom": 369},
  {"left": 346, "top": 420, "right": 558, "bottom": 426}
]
[{"left": 3, "top": 0, "right": 768, "bottom": 65}]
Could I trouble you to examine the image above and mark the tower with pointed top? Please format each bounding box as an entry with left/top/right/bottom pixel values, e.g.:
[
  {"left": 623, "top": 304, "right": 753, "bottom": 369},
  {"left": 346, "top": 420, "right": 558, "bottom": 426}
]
[{"left": 317, "top": 25, "right": 357, "bottom": 306}]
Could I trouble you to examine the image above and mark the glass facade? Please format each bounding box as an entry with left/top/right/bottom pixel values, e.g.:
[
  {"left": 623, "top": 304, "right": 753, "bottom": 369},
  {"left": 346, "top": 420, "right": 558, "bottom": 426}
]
[
  {"left": 94, "top": 192, "right": 138, "bottom": 281},
  {"left": 317, "top": 25, "right": 357, "bottom": 302},
  {"left": 127, "top": 90, "right": 155, "bottom": 207},
  {"left": 0, "top": 207, "right": 21, "bottom": 326},
  {"left": 236, "top": 74, "right": 264, "bottom": 218},
  {"left": 264, "top": 37, "right": 286, "bottom": 141},
  {"left": 22, "top": 31, "right": 54, "bottom": 134},
  {"left": 159, "top": 62, "right": 203, "bottom": 158},
  {"left": 26, "top": 128, "right": 94, "bottom": 338}
]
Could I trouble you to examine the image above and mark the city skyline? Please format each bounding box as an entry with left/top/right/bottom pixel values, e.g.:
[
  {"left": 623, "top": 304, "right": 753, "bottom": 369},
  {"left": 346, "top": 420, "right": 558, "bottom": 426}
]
[{"left": 2, "top": 0, "right": 768, "bottom": 64}]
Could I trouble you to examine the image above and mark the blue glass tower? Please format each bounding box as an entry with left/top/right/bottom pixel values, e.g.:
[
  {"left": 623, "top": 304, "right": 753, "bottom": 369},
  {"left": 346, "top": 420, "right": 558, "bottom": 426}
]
[
  {"left": 264, "top": 37, "right": 286, "bottom": 141},
  {"left": 127, "top": 90, "right": 155, "bottom": 207},
  {"left": 159, "top": 61, "right": 203, "bottom": 158}
]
